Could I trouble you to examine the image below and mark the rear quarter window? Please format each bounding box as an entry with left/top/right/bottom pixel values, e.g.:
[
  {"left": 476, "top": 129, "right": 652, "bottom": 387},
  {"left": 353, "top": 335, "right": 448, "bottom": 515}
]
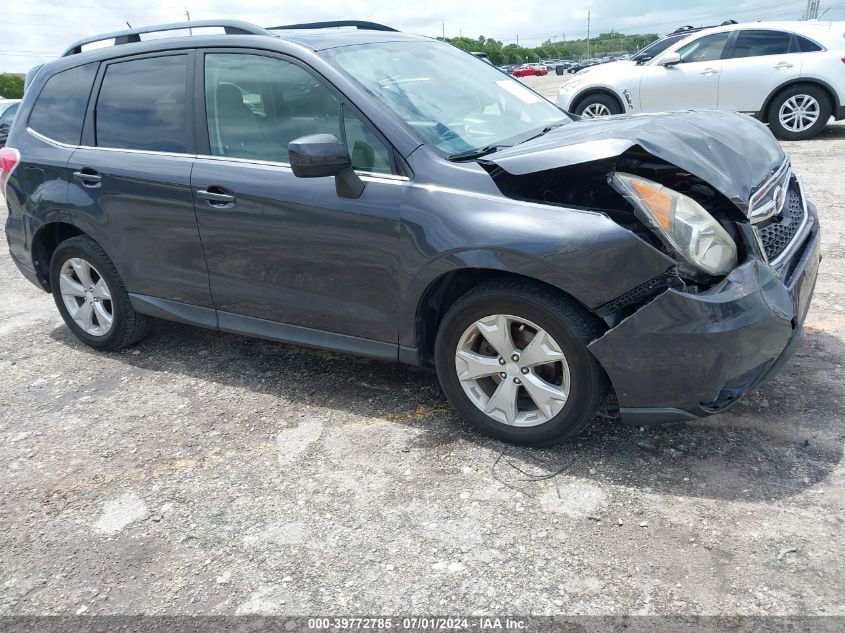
[
  {"left": 795, "top": 36, "right": 823, "bottom": 52},
  {"left": 28, "top": 63, "right": 97, "bottom": 145}
]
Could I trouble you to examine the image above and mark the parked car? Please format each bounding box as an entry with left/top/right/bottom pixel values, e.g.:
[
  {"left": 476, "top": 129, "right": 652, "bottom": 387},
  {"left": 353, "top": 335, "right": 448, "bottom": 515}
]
[
  {"left": 0, "top": 100, "right": 20, "bottom": 148},
  {"left": 513, "top": 64, "right": 548, "bottom": 77},
  {"left": 498, "top": 64, "right": 517, "bottom": 75},
  {"left": 557, "top": 20, "right": 845, "bottom": 139},
  {"left": 2, "top": 19, "right": 820, "bottom": 445}
]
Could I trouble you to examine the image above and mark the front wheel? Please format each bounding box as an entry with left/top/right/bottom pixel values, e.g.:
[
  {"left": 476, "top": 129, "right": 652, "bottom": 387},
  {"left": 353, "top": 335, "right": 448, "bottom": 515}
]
[
  {"left": 574, "top": 93, "right": 623, "bottom": 118},
  {"left": 767, "top": 84, "right": 831, "bottom": 140},
  {"left": 434, "top": 280, "right": 607, "bottom": 446}
]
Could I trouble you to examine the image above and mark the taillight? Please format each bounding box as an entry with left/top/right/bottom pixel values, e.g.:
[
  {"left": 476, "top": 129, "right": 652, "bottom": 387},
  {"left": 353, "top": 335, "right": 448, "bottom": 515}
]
[{"left": 0, "top": 147, "right": 21, "bottom": 197}]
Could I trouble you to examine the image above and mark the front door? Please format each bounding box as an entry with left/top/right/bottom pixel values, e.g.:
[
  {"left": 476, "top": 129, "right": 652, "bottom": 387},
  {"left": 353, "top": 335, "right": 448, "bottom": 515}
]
[
  {"left": 639, "top": 31, "right": 731, "bottom": 112},
  {"left": 191, "top": 51, "right": 403, "bottom": 345}
]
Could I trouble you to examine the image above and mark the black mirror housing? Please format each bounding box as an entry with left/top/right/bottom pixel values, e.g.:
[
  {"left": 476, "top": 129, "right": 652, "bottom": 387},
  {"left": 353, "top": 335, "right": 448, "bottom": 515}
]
[
  {"left": 288, "top": 134, "right": 351, "bottom": 178},
  {"left": 288, "top": 133, "right": 365, "bottom": 199}
]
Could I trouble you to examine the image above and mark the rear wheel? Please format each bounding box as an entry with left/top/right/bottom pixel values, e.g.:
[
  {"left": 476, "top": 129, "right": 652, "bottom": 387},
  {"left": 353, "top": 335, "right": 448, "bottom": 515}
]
[
  {"left": 50, "top": 236, "right": 149, "bottom": 351},
  {"left": 434, "top": 280, "right": 607, "bottom": 446},
  {"left": 574, "top": 93, "right": 623, "bottom": 118},
  {"left": 767, "top": 84, "right": 831, "bottom": 141}
]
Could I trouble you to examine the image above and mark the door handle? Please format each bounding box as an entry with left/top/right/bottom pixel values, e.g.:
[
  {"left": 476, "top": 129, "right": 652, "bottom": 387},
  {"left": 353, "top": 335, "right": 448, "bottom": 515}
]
[
  {"left": 773, "top": 62, "right": 794, "bottom": 70},
  {"left": 699, "top": 67, "right": 719, "bottom": 75},
  {"left": 72, "top": 169, "right": 102, "bottom": 187},
  {"left": 197, "top": 187, "right": 236, "bottom": 207}
]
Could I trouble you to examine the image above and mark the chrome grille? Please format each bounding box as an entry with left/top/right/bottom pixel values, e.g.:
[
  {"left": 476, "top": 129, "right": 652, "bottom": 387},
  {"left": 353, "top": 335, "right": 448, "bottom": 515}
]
[
  {"left": 749, "top": 158, "right": 791, "bottom": 224},
  {"left": 755, "top": 178, "right": 807, "bottom": 264}
]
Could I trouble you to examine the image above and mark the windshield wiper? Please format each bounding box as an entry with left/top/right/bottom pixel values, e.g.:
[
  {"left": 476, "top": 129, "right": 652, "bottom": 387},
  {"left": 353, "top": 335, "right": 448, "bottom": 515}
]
[
  {"left": 447, "top": 145, "right": 510, "bottom": 161},
  {"left": 518, "top": 122, "right": 567, "bottom": 145}
]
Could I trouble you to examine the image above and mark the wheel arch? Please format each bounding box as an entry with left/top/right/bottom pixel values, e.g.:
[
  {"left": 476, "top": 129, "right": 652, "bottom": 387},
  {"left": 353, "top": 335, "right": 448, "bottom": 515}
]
[
  {"left": 758, "top": 78, "right": 840, "bottom": 123},
  {"left": 410, "top": 267, "right": 604, "bottom": 365},
  {"left": 30, "top": 220, "right": 114, "bottom": 292},
  {"left": 570, "top": 87, "right": 626, "bottom": 115}
]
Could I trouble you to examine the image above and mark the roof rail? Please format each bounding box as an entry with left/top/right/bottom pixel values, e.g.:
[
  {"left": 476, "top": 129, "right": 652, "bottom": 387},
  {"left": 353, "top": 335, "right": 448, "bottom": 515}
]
[
  {"left": 61, "top": 20, "right": 272, "bottom": 57},
  {"left": 669, "top": 19, "right": 738, "bottom": 34},
  {"left": 267, "top": 20, "right": 398, "bottom": 32}
]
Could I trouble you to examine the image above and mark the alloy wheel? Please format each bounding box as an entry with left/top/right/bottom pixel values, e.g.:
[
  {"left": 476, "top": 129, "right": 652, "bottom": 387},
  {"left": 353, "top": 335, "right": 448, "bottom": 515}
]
[
  {"left": 581, "top": 103, "right": 612, "bottom": 118},
  {"left": 455, "top": 314, "right": 570, "bottom": 427},
  {"left": 59, "top": 257, "right": 114, "bottom": 336},
  {"left": 778, "top": 94, "right": 820, "bottom": 133}
]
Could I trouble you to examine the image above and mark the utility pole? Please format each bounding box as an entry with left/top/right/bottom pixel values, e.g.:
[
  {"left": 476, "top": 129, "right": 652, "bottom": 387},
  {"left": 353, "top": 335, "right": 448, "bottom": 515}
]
[
  {"left": 803, "top": 0, "right": 820, "bottom": 19},
  {"left": 516, "top": 34, "right": 519, "bottom": 46},
  {"left": 442, "top": 21, "right": 445, "bottom": 39},
  {"left": 586, "top": 10, "right": 591, "bottom": 58},
  {"left": 185, "top": 9, "right": 192, "bottom": 35}
]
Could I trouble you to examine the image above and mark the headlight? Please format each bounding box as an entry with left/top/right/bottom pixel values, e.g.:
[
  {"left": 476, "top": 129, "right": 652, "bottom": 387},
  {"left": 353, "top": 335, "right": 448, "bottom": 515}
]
[{"left": 610, "top": 172, "right": 737, "bottom": 276}]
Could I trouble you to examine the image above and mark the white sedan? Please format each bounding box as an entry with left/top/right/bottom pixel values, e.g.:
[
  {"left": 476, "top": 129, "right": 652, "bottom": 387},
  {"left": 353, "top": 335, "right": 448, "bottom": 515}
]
[{"left": 557, "top": 20, "right": 845, "bottom": 140}]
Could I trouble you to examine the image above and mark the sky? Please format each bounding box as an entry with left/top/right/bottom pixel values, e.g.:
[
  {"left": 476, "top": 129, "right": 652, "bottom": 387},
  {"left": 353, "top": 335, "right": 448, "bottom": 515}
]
[{"left": 1, "top": 0, "right": 844, "bottom": 73}]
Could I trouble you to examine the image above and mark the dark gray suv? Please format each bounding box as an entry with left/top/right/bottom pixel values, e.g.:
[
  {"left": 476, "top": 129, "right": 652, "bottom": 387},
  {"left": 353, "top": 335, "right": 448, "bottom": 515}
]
[{"left": 2, "top": 20, "right": 821, "bottom": 446}]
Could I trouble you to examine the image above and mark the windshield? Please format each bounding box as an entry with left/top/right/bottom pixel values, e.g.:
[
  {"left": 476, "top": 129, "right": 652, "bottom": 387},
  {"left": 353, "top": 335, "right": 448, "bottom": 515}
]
[
  {"left": 322, "top": 41, "right": 570, "bottom": 157},
  {"left": 632, "top": 33, "right": 685, "bottom": 62}
]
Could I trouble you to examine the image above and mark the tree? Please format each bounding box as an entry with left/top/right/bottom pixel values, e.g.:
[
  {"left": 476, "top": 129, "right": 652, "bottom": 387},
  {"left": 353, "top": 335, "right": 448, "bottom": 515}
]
[{"left": 0, "top": 74, "right": 25, "bottom": 99}]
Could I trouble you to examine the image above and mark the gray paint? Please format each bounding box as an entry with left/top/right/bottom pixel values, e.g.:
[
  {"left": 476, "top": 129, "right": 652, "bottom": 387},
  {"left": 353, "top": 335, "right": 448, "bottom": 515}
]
[{"left": 3, "top": 27, "right": 821, "bottom": 424}]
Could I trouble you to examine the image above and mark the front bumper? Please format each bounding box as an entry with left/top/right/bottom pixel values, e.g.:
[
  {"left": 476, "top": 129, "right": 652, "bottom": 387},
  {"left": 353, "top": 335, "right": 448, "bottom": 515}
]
[{"left": 588, "top": 203, "right": 821, "bottom": 424}]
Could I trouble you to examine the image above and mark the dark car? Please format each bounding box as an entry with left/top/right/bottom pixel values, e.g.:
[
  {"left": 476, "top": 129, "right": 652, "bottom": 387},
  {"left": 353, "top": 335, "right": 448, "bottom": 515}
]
[
  {"left": 1, "top": 20, "right": 820, "bottom": 446},
  {"left": 0, "top": 100, "right": 20, "bottom": 148}
]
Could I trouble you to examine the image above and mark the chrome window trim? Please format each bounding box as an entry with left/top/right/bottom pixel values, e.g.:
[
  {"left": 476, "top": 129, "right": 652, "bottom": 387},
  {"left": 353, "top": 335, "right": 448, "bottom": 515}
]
[
  {"left": 27, "top": 127, "right": 410, "bottom": 182},
  {"left": 749, "top": 156, "right": 791, "bottom": 224},
  {"left": 195, "top": 154, "right": 410, "bottom": 182}
]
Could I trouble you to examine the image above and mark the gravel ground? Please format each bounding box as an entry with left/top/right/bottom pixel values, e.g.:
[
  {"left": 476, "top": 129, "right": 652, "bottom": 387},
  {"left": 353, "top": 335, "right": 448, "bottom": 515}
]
[{"left": 1, "top": 87, "right": 844, "bottom": 617}]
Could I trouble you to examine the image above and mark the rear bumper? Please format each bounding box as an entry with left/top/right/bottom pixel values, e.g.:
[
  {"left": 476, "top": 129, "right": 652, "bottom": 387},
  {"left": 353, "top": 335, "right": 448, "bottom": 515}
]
[
  {"left": 588, "top": 204, "right": 821, "bottom": 424},
  {"left": 10, "top": 252, "right": 41, "bottom": 289}
]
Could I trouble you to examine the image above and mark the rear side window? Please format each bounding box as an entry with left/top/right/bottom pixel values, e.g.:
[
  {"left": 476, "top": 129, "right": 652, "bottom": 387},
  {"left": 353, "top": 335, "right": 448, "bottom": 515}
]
[
  {"left": 95, "top": 55, "right": 188, "bottom": 153},
  {"left": 28, "top": 63, "right": 97, "bottom": 145},
  {"left": 729, "top": 30, "right": 792, "bottom": 58},
  {"left": 796, "top": 36, "right": 823, "bottom": 53}
]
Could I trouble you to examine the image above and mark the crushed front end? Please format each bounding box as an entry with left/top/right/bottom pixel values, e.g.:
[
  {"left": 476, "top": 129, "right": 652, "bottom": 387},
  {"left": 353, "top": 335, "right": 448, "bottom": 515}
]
[
  {"left": 483, "top": 111, "right": 821, "bottom": 424},
  {"left": 588, "top": 164, "right": 820, "bottom": 424}
]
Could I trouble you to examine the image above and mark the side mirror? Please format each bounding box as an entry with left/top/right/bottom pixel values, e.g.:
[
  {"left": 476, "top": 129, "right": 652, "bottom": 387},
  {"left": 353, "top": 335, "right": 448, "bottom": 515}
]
[
  {"left": 659, "top": 52, "right": 682, "bottom": 67},
  {"left": 288, "top": 133, "right": 365, "bottom": 199}
]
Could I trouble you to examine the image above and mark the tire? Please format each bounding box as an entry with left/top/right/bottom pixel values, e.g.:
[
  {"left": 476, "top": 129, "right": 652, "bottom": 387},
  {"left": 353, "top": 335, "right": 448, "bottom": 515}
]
[
  {"left": 50, "top": 235, "right": 150, "bottom": 351},
  {"left": 574, "top": 93, "right": 623, "bottom": 118},
  {"left": 767, "top": 84, "right": 831, "bottom": 141},
  {"left": 434, "top": 279, "right": 608, "bottom": 446}
]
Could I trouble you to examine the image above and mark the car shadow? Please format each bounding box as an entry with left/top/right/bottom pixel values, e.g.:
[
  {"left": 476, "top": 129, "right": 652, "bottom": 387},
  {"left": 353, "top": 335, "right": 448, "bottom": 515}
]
[{"left": 49, "top": 320, "right": 844, "bottom": 504}]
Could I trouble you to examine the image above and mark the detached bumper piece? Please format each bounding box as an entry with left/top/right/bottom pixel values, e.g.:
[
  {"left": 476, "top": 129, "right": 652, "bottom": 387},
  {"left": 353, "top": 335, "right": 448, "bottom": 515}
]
[{"left": 589, "top": 204, "right": 820, "bottom": 425}]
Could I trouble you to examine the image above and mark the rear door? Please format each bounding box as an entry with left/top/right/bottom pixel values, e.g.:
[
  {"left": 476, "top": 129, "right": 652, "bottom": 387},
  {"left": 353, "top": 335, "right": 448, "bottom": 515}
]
[
  {"left": 191, "top": 50, "right": 403, "bottom": 347},
  {"left": 717, "top": 29, "right": 802, "bottom": 113},
  {"left": 639, "top": 31, "right": 730, "bottom": 111},
  {"left": 70, "top": 51, "right": 213, "bottom": 309}
]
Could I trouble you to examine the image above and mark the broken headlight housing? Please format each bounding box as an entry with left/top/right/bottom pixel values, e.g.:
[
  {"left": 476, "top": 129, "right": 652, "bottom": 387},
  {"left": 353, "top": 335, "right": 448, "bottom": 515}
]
[{"left": 610, "top": 172, "right": 737, "bottom": 276}]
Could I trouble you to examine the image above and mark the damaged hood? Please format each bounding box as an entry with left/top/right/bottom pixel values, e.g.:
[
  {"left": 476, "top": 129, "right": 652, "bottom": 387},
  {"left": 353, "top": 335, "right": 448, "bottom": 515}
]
[{"left": 485, "top": 110, "right": 785, "bottom": 214}]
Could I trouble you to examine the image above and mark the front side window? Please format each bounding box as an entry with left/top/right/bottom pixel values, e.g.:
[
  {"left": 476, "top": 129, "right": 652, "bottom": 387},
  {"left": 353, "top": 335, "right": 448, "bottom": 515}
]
[
  {"left": 203, "top": 53, "right": 391, "bottom": 172},
  {"left": 95, "top": 55, "right": 188, "bottom": 153},
  {"left": 321, "top": 41, "right": 570, "bottom": 157},
  {"left": 729, "top": 30, "right": 792, "bottom": 58},
  {"left": 677, "top": 32, "right": 730, "bottom": 63},
  {"left": 633, "top": 34, "right": 685, "bottom": 62},
  {"left": 28, "top": 63, "right": 97, "bottom": 144}
]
